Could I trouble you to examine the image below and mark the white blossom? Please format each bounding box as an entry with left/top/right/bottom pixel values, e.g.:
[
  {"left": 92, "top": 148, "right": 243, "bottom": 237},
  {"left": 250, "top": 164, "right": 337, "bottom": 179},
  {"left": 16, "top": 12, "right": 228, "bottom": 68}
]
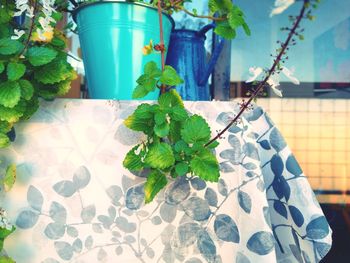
[
  {"left": 0, "top": 208, "right": 13, "bottom": 231},
  {"left": 282, "top": 66, "right": 300, "bottom": 84},
  {"left": 246, "top": 67, "right": 263, "bottom": 83},
  {"left": 11, "top": 29, "right": 25, "bottom": 40},
  {"left": 270, "top": 0, "right": 295, "bottom": 17}
]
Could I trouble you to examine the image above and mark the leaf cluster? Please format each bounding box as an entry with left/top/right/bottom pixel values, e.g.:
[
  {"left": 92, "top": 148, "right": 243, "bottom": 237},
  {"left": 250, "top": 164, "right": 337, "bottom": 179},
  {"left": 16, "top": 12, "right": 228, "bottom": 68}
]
[
  {"left": 0, "top": 1, "right": 77, "bottom": 148},
  {"left": 124, "top": 63, "right": 220, "bottom": 203}
]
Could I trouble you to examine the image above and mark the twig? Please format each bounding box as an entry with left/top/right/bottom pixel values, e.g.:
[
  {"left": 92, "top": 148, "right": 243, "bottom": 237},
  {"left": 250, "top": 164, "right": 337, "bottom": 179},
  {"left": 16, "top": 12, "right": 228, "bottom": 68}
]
[
  {"left": 205, "top": 0, "right": 308, "bottom": 147},
  {"left": 157, "top": 0, "right": 166, "bottom": 94}
]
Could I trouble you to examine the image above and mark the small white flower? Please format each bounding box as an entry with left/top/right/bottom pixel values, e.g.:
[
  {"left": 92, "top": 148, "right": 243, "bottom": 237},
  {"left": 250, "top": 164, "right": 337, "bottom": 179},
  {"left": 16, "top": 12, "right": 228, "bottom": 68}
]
[
  {"left": 270, "top": 0, "right": 295, "bottom": 17},
  {"left": 282, "top": 66, "right": 300, "bottom": 85},
  {"left": 267, "top": 77, "right": 283, "bottom": 97},
  {"left": 11, "top": 29, "right": 25, "bottom": 40},
  {"left": 0, "top": 208, "right": 13, "bottom": 231},
  {"left": 246, "top": 67, "right": 263, "bottom": 83}
]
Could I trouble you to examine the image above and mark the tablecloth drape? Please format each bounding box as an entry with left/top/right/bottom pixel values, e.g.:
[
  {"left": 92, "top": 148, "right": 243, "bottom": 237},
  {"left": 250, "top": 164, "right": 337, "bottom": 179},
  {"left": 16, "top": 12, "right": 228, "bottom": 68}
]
[{"left": 0, "top": 99, "right": 332, "bottom": 263}]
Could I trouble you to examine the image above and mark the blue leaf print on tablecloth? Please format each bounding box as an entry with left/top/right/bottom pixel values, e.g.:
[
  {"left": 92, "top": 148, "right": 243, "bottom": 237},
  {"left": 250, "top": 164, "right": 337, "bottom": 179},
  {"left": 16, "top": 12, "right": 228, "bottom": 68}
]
[
  {"left": 244, "top": 107, "right": 264, "bottom": 122},
  {"left": 54, "top": 241, "right": 74, "bottom": 260},
  {"left": 81, "top": 205, "right": 96, "bottom": 223},
  {"left": 67, "top": 226, "right": 78, "bottom": 238},
  {"left": 166, "top": 177, "right": 191, "bottom": 205},
  {"left": 270, "top": 154, "right": 284, "bottom": 176},
  {"left": 269, "top": 128, "right": 287, "bottom": 152},
  {"left": 106, "top": 185, "right": 123, "bottom": 206},
  {"left": 98, "top": 215, "right": 113, "bottom": 229},
  {"left": 73, "top": 238, "right": 83, "bottom": 253},
  {"left": 218, "top": 179, "right": 228, "bottom": 197},
  {"left": 50, "top": 201, "right": 67, "bottom": 223},
  {"left": 243, "top": 163, "right": 257, "bottom": 170},
  {"left": 44, "top": 222, "right": 66, "bottom": 240},
  {"left": 125, "top": 183, "right": 145, "bottom": 210},
  {"left": 289, "top": 244, "right": 303, "bottom": 263},
  {"left": 219, "top": 162, "right": 235, "bottom": 173},
  {"left": 247, "top": 231, "right": 275, "bottom": 255},
  {"left": 289, "top": 205, "right": 304, "bottom": 227},
  {"left": 53, "top": 180, "right": 76, "bottom": 198},
  {"left": 228, "top": 125, "right": 242, "bottom": 133},
  {"left": 243, "top": 143, "right": 259, "bottom": 160},
  {"left": 27, "top": 185, "right": 43, "bottom": 212},
  {"left": 214, "top": 214, "right": 240, "bottom": 243},
  {"left": 306, "top": 216, "right": 329, "bottom": 239},
  {"left": 115, "top": 216, "right": 136, "bottom": 233},
  {"left": 315, "top": 242, "right": 332, "bottom": 259},
  {"left": 160, "top": 203, "right": 177, "bottom": 223},
  {"left": 272, "top": 175, "right": 290, "bottom": 201},
  {"left": 236, "top": 252, "right": 251, "bottom": 263},
  {"left": 72, "top": 166, "right": 91, "bottom": 190},
  {"left": 190, "top": 177, "right": 207, "bottom": 190},
  {"left": 197, "top": 230, "right": 217, "bottom": 262},
  {"left": 151, "top": 216, "right": 162, "bottom": 225},
  {"left": 42, "top": 259, "right": 60, "bottom": 263},
  {"left": 286, "top": 154, "right": 303, "bottom": 177},
  {"left": 84, "top": 235, "right": 93, "bottom": 250},
  {"left": 238, "top": 191, "right": 252, "bottom": 214},
  {"left": 97, "top": 248, "right": 107, "bottom": 261},
  {"left": 259, "top": 140, "right": 271, "bottom": 150},
  {"left": 183, "top": 197, "right": 210, "bottom": 221},
  {"left": 178, "top": 222, "right": 201, "bottom": 246},
  {"left": 16, "top": 209, "right": 39, "bottom": 229},
  {"left": 273, "top": 200, "right": 288, "bottom": 219},
  {"left": 205, "top": 188, "right": 218, "bottom": 207},
  {"left": 185, "top": 258, "right": 203, "bottom": 263}
]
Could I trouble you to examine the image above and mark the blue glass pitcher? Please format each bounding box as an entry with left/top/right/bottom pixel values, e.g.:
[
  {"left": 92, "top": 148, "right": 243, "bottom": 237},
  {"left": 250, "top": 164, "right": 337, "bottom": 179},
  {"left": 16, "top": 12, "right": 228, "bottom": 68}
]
[{"left": 165, "top": 24, "right": 224, "bottom": 101}]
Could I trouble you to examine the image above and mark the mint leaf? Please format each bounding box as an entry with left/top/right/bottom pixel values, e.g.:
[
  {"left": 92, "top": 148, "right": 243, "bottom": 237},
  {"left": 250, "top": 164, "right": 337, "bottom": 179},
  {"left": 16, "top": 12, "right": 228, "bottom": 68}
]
[
  {"left": 190, "top": 149, "right": 220, "bottom": 182},
  {"left": 0, "top": 104, "right": 24, "bottom": 122},
  {"left": 209, "top": 0, "right": 233, "bottom": 13},
  {"left": 169, "top": 121, "right": 182, "bottom": 142},
  {"left": 18, "top": 80, "right": 34, "bottom": 100},
  {"left": 170, "top": 106, "right": 188, "bottom": 121},
  {"left": 27, "top": 46, "right": 58, "bottom": 66},
  {"left": 207, "top": 140, "right": 220, "bottom": 149},
  {"left": 134, "top": 103, "right": 154, "bottom": 119},
  {"left": 132, "top": 85, "right": 150, "bottom": 99},
  {"left": 0, "top": 81, "right": 21, "bottom": 108},
  {"left": 144, "top": 61, "right": 162, "bottom": 78},
  {"left": 159, "top": 66, "right": 183, "bottom": 86},
  {"left": 0, "top": 255, "right": 16, "bottom": 263},
  {"left": 7, "top": 62, "right": 26, "bottom": 81},
  {"left": 123, "top": 145, "right": 143, "bottom": 171},
  {"left": 0, "top": 38, "right": 23, "bottom": 55},
  {"left": 181, "top": 115, "right": 211, "bottom": 144},
  {"left": 34, "top": 60, "right": 72, "bottom": 84},
  {"left": 214, "top": 21, "right": 237, "bottom": 39},
  {"left": 2, "top": 164, "right": 16, "bottom": 191},
  {"left": 144, "top": 170, "right": 167, "bottom": 203},
  {"left": 0, "top": 62, "right": 4, "bottom": 74},
  {"left": 175, "top": 162, "right": 189, "bottom": 176},
  {"left": 0, "top": 133, "right": 10, "bottom": 148},
  {"left": 154, "top": 122, "right": 170, "bottom": 137},
  {"left": 158, "top": 89, "right": 184, "bottom": 108},
  {"left": 144, "top": 143, "right": 175, "bottom": 169},
  {"left": 174, "top": 140, "right": 188, "bottom": 152}
]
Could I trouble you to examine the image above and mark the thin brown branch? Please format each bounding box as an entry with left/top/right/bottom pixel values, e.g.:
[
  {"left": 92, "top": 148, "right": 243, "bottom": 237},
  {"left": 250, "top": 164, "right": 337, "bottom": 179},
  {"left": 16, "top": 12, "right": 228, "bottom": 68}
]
[
  {"left": 177, "top": 6, "right": 226, "bottom": 22},
  {"left": 18, "top": 0, "right": 38, "bottom": 57},
  {"left": 205, "top": 1, "right": 309, "bottom": 147},
  {"left": 157, "top": 0, "right": 167, "bottom": 94}
]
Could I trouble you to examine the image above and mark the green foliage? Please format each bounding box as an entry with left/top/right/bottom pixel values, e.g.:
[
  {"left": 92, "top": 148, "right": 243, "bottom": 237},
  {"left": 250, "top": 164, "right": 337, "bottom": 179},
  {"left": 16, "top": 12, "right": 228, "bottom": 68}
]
[
  {"left": 0, "top": 2, "right": 77, "bottom": 148},
  {"left": 123, "top": 88, "right": 220, "bottom": 203},
  {"left": 1, "top": 164, "right": 16, "bottom": 192}
]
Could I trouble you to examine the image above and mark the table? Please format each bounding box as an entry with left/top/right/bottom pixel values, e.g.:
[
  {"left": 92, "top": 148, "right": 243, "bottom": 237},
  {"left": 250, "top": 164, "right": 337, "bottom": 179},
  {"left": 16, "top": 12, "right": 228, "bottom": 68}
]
[{"left": 0, "top": 99, "right": 332, "bottom": 263}]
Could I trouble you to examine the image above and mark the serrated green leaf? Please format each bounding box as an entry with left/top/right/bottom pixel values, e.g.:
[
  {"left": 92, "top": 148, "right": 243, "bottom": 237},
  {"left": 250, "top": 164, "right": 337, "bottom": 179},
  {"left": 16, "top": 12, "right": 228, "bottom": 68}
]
[
  {"left": 0, "top": 225, "right": 15, "bottom": 239},
  {"left": 154, "top": 122, "right": 170, "bottom": 137},
  {"left": 0, "top": 8, "right": 13, "bottom": 24},
  {"left": 144, "top": 143, "right": 175, "bottom": 169},
  {"left": 27, "top": 46, "right": 58, "bottom": 66},
  {"left": 190, "top": 149, "right": 220, "bottom": 182},
  {"left": 171, "top": 106, "right": 188, "bottom": 121},
  {"left": 123, "top": 145, "right": 144, "bottom": 171},
  {"left": 2, "top": 164, "right": 16, "bottom": 191},
  {"left": 18, "top": 80, "right": 34, "bottom": 100},
  {"left": 144, "top": 61, "right": 162, "bottom": 78},
  {"left": 0, "top": 255, "right": 16, "bottom": 263},
  {"left": 134, "top": 103, "right": 154, "bottom": 119},
  {"left": 0, "top": 38, "right": 23, "bottom": 55},
  {"left": 124, "top": 114, "right": 154, "bottom": 134},
  {"left": 175, "top": 162, "right": 189, "bottom": 176},
  {"left": 0, "top": 133, "right": 10, "bottom": 148},
  {"left": 174, "top": 140, "right": 188, "bottom": 152},
  {"left": 50, "top": 36, "right": 66, "bottom": 47},
  {"left": 228, "top": 11, "right": 245, "bottom": 29},
  {"left": 169, "top": 120, "right": 182, "bottom": 142},
  {"left": 159, "top": 65, "right": 183, "bottom": 86},
  {"left": 0, "top": 81, "right": 21, "bottom": 108},
  {"left": 181, "top": 115, "right": 211, "bottom": 144},
  {"left": 144, "top": 170, "right": 167, "bottom": 203},
  {"left": 215, "top": 21, "right": 237, "bottom": 39},
  {"left": 7, "top": 62, "right": 26, "bottom": 81},
  {"left": 242, "top": 23, "right": 251, "bottom": 36},
  {"left": 0, "top": 121, "right": 12, "bottom": 133},
  {"left": 56, "top": 79, "right": 73, "bottom": 96},
  {"left": 158, "top": 89, "right": 184, "bottom": 108},
  {"left": 207, "top": 140, "right": 220, "bottom": 149},
  {"left": 34, "top": 60, "right": 72, "bottom": 84},
  {"left": 154, "top": 111, "right": 166, "bottom": 125},
  {"left": 209, "top": 0, "right": 233, "bottom": 13},
  {"left": 132, "top": 85, "right": 150, "bottom": 99},
  {"left": 0, "top": 62, "right": 4, "bottom": 74},
  {"left": 19, "top": 97, "right": 39, "bottom": 120},
  {"left": 0, "top": 104, "right": 24, "bottom": 122}
]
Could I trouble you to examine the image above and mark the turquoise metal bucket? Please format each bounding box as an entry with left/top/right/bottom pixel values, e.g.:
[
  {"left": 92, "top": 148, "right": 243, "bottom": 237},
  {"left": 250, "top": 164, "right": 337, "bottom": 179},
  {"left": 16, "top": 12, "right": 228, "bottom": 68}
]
[{"left": 73, "top": 1, "right": 174, "bottom": 100}]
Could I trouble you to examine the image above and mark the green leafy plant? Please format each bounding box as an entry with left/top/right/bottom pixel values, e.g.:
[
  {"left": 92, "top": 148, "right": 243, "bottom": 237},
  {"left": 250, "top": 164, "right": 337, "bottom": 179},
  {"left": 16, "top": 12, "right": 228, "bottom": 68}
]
[
  {"left": 0, "top": 0, "right": 76, "bottom": 148},
  {"left": 122, "top": 0, "right": 320, "bottom": 203}
]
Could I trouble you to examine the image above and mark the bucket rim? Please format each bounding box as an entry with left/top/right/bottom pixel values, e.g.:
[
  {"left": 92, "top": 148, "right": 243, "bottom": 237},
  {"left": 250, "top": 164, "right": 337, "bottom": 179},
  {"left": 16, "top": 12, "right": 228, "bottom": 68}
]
[{"left": 72, "top": 0, "right": 175, "bottom": 29}]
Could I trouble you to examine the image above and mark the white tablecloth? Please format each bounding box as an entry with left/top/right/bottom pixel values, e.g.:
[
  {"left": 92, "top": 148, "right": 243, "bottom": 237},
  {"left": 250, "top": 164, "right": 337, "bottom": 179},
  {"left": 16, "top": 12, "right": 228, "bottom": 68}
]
[{"left": 0, "top": 99, "right": 332, "bottom": 263}]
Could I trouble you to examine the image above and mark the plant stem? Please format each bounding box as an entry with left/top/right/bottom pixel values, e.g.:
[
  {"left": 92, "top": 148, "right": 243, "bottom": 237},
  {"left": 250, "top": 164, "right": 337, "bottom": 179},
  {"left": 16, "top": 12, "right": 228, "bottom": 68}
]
[
  {"left": 18, "top": 0, "right": 38, "bottom": 57},
  {"left": 157, "top": 0, "right": 167, "bottom": 94},
  {"left": 177, "top": 6, "right": 226, "bottom": 22},
  {"left": 205, "top": 0, "right": 308, "bottom": 148}
]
